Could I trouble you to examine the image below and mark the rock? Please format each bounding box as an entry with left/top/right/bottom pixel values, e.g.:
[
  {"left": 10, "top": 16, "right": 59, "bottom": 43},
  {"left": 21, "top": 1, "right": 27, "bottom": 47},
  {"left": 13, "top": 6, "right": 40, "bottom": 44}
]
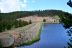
[{"left": 0, "top": 33, "right": 14, "bottom": 47}]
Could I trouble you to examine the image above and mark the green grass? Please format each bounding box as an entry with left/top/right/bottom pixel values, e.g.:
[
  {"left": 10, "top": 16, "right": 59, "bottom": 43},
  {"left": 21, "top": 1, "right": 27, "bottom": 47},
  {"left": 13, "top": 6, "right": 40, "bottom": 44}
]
[{"left": 53, "top": 15, "right": 60, "bottom": 19}]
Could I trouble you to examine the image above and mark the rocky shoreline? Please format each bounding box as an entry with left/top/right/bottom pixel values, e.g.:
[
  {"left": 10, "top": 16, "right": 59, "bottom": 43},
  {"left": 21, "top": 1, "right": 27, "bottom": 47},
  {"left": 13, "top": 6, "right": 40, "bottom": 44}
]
[{"left": 0, "top": 23, "right": 42, "bottom": 47}]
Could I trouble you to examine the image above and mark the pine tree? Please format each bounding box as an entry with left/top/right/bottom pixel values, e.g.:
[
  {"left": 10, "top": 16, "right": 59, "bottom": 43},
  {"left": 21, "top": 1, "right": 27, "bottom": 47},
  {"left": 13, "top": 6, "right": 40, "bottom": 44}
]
[{"left": 67, "top": 0, "right": 72, "bottom": 7}]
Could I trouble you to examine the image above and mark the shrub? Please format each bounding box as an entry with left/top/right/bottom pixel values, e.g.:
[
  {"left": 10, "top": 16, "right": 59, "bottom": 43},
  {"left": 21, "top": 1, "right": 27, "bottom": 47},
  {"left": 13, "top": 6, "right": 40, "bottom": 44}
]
[
  {"left": 29, "top": 20, "right": 32, "bottom": 24},
  {"left": 43, "top": 19, "right": 46, "bottom": 22},
  {"left": 0, "top": 40, "right": 3, "bottom": 48}
]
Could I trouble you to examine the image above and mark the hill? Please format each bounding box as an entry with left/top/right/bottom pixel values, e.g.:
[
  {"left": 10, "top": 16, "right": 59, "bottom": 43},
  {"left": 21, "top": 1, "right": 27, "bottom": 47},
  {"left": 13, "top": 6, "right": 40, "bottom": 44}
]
[{"left": 0, "top": 9, "right": 72, "bottom": 32}]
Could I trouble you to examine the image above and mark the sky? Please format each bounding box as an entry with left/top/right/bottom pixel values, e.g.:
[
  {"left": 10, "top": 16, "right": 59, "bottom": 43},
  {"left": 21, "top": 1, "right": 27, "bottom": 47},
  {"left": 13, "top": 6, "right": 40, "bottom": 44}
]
[{"left": 0, "top": 0, "right": 72, "bottom": 13}]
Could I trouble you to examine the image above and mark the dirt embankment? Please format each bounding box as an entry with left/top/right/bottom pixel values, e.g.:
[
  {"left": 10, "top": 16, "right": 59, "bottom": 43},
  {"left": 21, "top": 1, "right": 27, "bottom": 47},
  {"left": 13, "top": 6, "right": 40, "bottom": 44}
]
[
  {"left": 17, "top": 16, "right": 60, "bottom": 23},
  {"left": 0, "top": 23, "right": 42, "bottom": 47}
]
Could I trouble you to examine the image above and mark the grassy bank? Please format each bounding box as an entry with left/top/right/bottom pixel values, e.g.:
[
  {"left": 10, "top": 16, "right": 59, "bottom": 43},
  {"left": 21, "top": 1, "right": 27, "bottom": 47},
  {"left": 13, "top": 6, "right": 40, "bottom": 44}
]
[{"left": 16, "top": 23, "right": 43, "bottom": 47}]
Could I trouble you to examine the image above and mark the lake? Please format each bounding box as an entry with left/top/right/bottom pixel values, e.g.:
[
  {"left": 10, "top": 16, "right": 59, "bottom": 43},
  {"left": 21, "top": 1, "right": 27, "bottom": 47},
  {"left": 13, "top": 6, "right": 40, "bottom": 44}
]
[{"left": 17, "top": 23, "right": 68, "bottom": 48}]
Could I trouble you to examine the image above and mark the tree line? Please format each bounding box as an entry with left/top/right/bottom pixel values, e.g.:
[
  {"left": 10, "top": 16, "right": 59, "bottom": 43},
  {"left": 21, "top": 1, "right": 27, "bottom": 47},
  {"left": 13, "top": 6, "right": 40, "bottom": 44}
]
[{"left": 0, "top": 9, "right": 72, "bottom": 32}]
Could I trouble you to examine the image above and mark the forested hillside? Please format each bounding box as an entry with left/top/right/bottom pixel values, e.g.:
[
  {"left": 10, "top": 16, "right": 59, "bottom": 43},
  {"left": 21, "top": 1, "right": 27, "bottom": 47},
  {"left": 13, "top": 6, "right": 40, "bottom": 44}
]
[
  {"left": 0, "top": 9, "right": 72, "bottom": 32},
  {"left": 0, "top": 10, "right": 71, "bottom": 19}
]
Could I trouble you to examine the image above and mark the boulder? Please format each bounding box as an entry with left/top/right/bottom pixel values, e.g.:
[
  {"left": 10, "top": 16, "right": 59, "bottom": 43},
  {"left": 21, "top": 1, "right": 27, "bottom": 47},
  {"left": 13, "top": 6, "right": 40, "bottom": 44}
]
[{"left": 0, "top": 33, "right": 14, "bottom": 48}]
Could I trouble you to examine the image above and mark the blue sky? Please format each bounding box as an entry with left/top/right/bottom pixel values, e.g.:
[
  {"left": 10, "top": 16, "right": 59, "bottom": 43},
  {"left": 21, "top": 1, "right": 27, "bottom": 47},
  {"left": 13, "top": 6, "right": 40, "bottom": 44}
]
[{"left": 0, "top": 0, "right": 72, "bottom": 13}]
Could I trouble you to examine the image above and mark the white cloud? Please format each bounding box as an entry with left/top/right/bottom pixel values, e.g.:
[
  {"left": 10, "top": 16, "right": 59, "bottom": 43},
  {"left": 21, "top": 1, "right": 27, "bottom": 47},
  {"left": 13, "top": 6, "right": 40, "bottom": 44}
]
[
  {"left": 24, "top": 0, "right": 27, "bottom": 3},
  {"left": 0, "top": 0, "right": 28, "bottom": 13},
  {"left": 19, "top": 0, "right": 27, "bottom": 11}
]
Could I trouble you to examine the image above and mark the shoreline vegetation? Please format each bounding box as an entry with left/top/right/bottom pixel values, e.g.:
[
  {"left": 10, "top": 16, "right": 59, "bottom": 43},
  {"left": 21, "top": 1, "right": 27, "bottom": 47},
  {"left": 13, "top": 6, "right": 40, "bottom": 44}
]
[
  {"left": 0, "top": 9, "right": 72, "bottom": 48},
  {"left": 0, "top": 9, "right": 70, "bottom": 32}
]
